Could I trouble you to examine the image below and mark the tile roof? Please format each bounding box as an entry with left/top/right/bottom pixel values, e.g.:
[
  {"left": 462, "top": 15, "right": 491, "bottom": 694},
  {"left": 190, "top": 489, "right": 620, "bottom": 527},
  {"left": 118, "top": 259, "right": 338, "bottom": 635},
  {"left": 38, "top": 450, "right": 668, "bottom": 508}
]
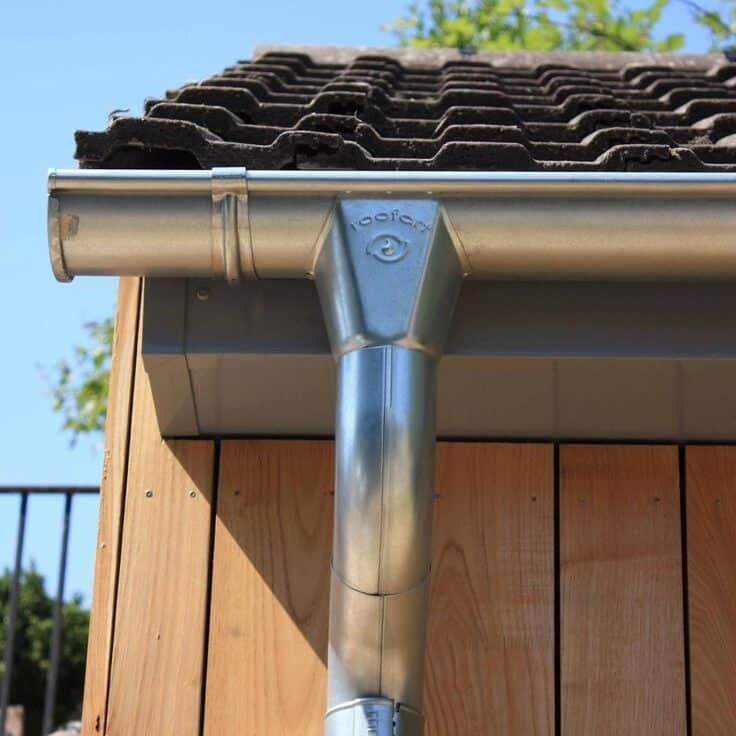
[{"left": 76, "top": 45, "right": 736, "bottom": 171}]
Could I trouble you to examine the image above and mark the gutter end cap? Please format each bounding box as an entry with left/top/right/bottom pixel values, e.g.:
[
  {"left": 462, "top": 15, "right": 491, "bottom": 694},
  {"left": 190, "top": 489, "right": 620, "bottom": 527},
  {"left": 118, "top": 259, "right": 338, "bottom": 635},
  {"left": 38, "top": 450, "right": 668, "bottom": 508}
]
[{"left": 47, "top": 195, "right": 73, "bottom": 283}]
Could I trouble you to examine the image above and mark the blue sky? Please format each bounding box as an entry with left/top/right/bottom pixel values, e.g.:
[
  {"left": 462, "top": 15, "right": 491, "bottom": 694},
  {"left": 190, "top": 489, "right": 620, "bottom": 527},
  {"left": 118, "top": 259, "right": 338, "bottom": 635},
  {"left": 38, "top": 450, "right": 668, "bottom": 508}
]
[{"left": 0, "top": 0, "right": 715, "bottom": 605}]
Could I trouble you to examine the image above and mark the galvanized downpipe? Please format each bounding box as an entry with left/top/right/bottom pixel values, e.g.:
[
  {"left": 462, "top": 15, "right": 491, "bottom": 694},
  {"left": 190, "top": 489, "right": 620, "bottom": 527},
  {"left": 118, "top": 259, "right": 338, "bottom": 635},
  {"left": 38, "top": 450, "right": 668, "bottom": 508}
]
[
  {"left": 47, "top": 167, "right": 736, "bottom": 735},
  {"left": 315, "top": 200, "right": 462, "bottom": 734}
]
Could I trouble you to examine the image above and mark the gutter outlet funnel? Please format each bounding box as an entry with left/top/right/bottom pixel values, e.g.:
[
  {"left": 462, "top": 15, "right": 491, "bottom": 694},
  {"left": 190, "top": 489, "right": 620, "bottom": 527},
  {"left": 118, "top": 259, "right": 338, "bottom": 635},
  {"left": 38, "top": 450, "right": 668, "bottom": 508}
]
[{"left": 315, "top": 200, "right": 463, "bottom": 735}]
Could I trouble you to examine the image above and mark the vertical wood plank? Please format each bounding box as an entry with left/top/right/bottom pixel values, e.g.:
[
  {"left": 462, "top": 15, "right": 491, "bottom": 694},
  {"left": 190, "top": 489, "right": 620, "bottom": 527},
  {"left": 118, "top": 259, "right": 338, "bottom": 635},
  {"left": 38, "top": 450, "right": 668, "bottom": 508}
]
[
  {"left": 202, "top": 441, "right": 554, "bottom": 735},
  {"left": 81, "top": 278, "right": 140, "bottom": 736},
  {"left": 560, "top": 445, "right": 686, "bottom": 736},
  {"left": 104, "top": 321, "right": 215, "bottom": 735},
  {"left": 203, "top": 440, "right": 334, "bottom": 736},
  {"left": 687, "top": 446, "right": 736, "bottom": 735},
  {"left": 426, "top": 443, "right": 555, "bottom": 736}
]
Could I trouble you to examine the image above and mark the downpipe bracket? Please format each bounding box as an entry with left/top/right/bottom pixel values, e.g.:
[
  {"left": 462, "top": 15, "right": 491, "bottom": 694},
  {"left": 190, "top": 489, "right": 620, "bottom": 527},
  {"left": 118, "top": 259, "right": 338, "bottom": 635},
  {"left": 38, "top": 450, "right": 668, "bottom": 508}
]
[
  {"left": 314, "top": 199, "right": 464, "bottom": 735},
  {"left": 325, "top": 698, "right": 424, "bottom": 736}
]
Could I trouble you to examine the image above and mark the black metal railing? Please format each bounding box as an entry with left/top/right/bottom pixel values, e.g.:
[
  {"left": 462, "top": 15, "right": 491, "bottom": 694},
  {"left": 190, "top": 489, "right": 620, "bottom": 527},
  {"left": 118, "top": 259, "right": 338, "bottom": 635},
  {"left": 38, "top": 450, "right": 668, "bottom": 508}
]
[{"left": 0, "top": 486, "right": 99, "bottom": 736}]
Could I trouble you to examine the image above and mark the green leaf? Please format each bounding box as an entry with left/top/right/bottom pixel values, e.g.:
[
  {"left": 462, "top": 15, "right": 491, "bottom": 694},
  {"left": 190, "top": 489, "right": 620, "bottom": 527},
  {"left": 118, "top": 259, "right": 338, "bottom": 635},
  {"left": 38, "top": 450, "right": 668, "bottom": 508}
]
[
  {"left": 657, "top": 31, "right": 686, "bottom": 50},
  {"left": 383, "top": 0, "right": 733, "bottom": 52},
  {"left": 43, "top": 317, "right": 114, "bottom": 444}
]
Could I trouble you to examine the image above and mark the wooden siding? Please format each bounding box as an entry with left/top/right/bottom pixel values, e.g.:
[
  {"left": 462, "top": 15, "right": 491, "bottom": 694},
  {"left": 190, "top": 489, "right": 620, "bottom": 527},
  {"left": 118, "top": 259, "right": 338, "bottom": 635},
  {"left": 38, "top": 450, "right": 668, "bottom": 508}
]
[
  {"left": 81, "top": 278, "right": 140, "bottom": 736},
  {"left": 426, "top": 443, "right": 554, "bottom": 735},
  {"left": 85, "top": 290, "right": 736, "bottom": 735},
  {"left": 560, "top": 446, "right": 686, "bottom": 736},
  {"left": 104, "top": 282, "right": 216, "bottom": 736},
  {"left": 687, "top": 447, "right": 736, "bottom": 736},
  {"left": 203, "top": 440, "right": 334, "bottom": 736}
]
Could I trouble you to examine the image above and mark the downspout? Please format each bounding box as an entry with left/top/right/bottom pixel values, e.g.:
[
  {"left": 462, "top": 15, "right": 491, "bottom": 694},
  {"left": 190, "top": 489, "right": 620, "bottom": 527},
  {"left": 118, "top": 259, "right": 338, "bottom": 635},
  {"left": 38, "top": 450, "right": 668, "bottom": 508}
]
[
  {"left": 316, "top": 200, "right": 462, "bottom": 735},
  {"left": 48, "top": 168, "right": 736, "bottom": 736}
]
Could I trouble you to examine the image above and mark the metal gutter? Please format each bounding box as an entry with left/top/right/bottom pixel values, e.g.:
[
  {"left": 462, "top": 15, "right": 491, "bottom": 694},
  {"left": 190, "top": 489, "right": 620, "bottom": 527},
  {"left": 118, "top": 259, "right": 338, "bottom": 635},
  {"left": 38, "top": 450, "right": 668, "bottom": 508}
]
[
  {"left": 49, "top": 168, "right": 736, "bottom": 193},
  {"left": 47, "top": 167, "right": 736, "bottom": 736},
  {"left": 49, "top": 168, "right": 736, "bottom": 284}
]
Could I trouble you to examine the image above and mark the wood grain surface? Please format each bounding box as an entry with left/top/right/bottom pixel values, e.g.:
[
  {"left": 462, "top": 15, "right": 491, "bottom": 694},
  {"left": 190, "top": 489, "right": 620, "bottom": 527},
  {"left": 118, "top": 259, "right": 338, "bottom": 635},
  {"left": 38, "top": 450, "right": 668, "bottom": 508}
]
[
  {"left": 203, "top": 440, "right": 334, "bottom": 736},
  {"left": 425, "top": 443, "right": 555, "bottom": 736},
  {"left": 80, "top": 278, "right": 140, "bottom": 736},
  {"left": 560, "top": 445, "right": 686, "bottom": 736},
  {"left": 687, "top": 446, "right": 736, "bottom": 736},
  {"left": 104, "top": 328, "right": 215, "bottom": 736}
]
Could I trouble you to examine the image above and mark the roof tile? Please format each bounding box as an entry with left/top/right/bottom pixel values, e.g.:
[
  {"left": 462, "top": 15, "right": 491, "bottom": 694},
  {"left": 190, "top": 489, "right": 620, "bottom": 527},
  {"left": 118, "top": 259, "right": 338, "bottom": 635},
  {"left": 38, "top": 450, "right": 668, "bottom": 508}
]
[{"left": 75, "top": 46, "right": 736, "bottom": 171}]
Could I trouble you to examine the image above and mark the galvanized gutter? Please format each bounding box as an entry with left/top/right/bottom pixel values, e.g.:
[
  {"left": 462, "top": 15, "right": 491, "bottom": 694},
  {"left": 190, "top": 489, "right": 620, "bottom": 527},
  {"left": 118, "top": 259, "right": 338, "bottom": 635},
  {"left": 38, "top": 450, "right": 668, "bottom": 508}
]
[
  {"left": 48, "top": 168, "right": 736, "bottom": 736},
  {"left": 50, "top": 169, "right": 736, "bottom": 283}
]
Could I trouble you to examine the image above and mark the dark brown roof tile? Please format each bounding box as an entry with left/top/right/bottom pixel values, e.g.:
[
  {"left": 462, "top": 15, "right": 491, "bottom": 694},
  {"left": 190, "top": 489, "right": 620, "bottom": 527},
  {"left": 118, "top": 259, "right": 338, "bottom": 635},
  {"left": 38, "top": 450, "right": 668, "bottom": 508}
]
[{"left": 75, "top": 45, "right": 736, "bottom": 171}]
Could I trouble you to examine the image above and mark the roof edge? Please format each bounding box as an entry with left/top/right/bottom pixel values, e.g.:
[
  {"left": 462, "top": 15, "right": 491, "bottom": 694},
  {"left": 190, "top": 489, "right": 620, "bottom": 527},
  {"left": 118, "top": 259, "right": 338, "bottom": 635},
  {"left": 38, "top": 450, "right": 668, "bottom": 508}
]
[{"left": 252, "top": 43, "right": 726, "bottom": 71}]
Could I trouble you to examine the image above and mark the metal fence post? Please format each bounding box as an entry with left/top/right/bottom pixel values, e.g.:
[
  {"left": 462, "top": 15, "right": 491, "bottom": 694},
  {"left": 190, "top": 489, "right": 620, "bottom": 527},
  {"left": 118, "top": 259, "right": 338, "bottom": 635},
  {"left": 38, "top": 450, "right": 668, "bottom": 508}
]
[
  {"left": 41, "top": 492, "right": 73, "bottom": 736},
  {"left": 0, "top": 492, "right": 29, "bottom": 735}
]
